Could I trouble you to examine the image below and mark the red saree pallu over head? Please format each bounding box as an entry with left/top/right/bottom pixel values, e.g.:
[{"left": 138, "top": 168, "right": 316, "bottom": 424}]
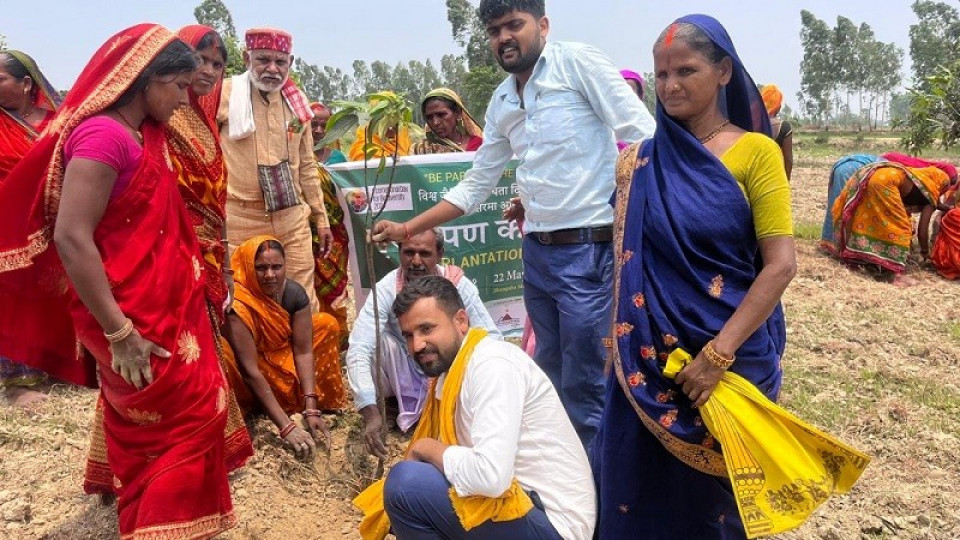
[
  {"left": 169, "top": 24, "right": 230, "bottom": 319},
  {"left": 0, "top": 24, "right": 235, "bottom": 539},
  {"left": 166, "top": 24, "right": 255, "bottom": 472},
  {"left": 0, "top": 50, "right": 61, "bottom": 182}
]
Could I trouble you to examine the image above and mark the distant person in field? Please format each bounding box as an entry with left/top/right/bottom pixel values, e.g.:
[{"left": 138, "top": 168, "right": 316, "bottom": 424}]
[
  {"left": 828, "top": 154, "right": 953, "bottom": 285},
  {"left": 761, "top": 84, "right": 793, "bottom": 179},
  {"left": 931, "top": 178, "right": 960, "bottom": 279},
  {"left": 310, "top": 102, "right": 347, "bottom": 164},
  {"left": 820, "top": 154, "right": 880, "bottom": 251},
  {"left": 0, "top": 49, "right": 61, "bottom": 405},
  {"left": 309, "top": 101, "right": 351, "bottom": 345},
  {"left": 412, "top": 88, "right": 484, "bottom": 154}
]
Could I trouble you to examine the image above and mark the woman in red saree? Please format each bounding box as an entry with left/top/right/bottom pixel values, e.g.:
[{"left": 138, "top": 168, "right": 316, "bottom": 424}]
[
  {"left": 82, "top": 24, "right": 255, "bottom": 499},
  {"left": 932, "top": 184, "right": 960, "bottom": 279},
  {"left": 0, "top": 24, "right": 235, "bottom": 539},
  {"left": 169, "top": 23, "right": 254, "bottom": 471},
  {"left": 0, "top": 50, "right": 60, "bottom": 180},
  {"left": 0, "top": 50, "right": 62, "bottom": 403}
]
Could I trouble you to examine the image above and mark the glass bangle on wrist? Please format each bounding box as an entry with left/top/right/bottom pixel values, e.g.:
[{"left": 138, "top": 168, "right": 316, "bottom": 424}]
[{"left": 279, "top": 419, "right": 296, "bottom": 438}]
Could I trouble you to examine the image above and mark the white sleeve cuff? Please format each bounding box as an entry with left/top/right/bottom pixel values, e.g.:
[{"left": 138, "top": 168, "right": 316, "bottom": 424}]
[{"left": 441, "top": 445, "right": 473, "bottom": 495}]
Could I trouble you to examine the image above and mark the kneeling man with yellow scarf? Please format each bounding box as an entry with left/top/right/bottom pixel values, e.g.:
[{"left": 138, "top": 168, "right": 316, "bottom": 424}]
[{"left": 354, "top": 275, "right": 595, "bottom": 539}]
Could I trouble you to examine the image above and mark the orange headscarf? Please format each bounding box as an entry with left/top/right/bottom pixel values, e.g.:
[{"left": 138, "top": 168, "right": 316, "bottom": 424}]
[
  {"left": 231, "top": 235, "right": 293, "bottom": 352},
  {"left": 761, "top": 84, "right": 783, "bottom": 116}
]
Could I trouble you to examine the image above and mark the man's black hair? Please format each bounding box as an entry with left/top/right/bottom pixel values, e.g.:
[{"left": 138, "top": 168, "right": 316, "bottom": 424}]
[
  {"left": 392, "top": 275, "right": 465, "bottom": 319},
  {"left": 477, "top": 0, "right": 546, "bottom": 25}
]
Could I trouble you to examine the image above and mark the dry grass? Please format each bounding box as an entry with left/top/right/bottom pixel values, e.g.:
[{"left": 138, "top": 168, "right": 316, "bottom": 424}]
[{"left": 1, "top": 150, "right": 959, "bottom": 539}]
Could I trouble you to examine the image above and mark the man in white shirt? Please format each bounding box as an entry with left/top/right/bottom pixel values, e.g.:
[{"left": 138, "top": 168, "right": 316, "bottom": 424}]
[
  {"left": 371, "top": 0, "right": 655, "bottom": 449},
  {"left": 383, "top": 275, "right": 595, "bottom": 540},
  {"left": 346, "top": 228, "right": 501, "bottom": 459}
]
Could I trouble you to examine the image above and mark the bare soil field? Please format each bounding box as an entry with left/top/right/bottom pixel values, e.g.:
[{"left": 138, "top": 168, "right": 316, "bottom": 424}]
[{"left": 1, "top": 151, "right": 959, "bottom": 539}]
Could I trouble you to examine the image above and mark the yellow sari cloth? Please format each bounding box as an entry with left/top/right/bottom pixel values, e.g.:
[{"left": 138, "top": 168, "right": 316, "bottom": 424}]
[
  {"left": 353, "top": 328, "right": 533, "bottom": 539},
  {"left": 664, "top": 349, "right": 870, "bottom": 538},
  {"left": 348, "top": 126, "right": 412, "bottom": 161},
  {"left": 222, "top": 235, "right": 345, "bottom": 413}
]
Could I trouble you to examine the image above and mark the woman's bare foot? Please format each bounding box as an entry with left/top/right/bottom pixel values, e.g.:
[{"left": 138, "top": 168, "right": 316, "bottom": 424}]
[
  {"left": 4, "top": 385, "right": 49, "bottom": 407},
  {"left": 893, "top": 274, "right": 919, "bottom": 287}
]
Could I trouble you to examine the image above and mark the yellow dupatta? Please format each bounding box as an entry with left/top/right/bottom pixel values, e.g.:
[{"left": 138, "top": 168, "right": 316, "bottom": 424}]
[
  {"left": 664, "top": 349, "right": 871, "bottom": 538},
  {"left": 353, "top": 328, "right": 534, "bottom": 539}
]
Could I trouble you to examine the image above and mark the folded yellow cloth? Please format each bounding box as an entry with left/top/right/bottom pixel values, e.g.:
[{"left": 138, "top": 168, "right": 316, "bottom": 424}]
[
  {"left": 665, "top": 349, "right": 871, "bottom": 538},
  {"left": 354, "top": 328, "right": 533, "bottom": 539}
]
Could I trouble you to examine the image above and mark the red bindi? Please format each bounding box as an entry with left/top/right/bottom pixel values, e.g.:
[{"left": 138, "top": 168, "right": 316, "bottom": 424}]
[{"left": 664, "top": 24, "right": 678, "bottom": 48}]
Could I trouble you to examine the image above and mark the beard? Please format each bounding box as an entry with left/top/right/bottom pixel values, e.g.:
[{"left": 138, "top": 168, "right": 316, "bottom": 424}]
[
  {"left": 251, "top": 72, "right": 288, "bottom": 93},
  {"left": 497, "top": 39, "right": 543, "bottom": 74},
  {"left": 414, "top": 340, "right": 461, "bottom": 378}
]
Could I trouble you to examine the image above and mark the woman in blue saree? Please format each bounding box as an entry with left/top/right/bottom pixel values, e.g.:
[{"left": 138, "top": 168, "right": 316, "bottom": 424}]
[
  {"left": 820, "top": 154, "right": 879, "bottom": 252},
  {"left": 592, "top": 15, "right": 797, "bottom": 538}
]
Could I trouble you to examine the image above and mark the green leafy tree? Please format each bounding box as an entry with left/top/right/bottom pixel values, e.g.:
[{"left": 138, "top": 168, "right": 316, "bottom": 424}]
[
  {"left": 900, "top": 63, "right": 960, "bottom": 153},
  {"left": 832, "top": 16, "right": 859, "bottom": 126},
  {"left": 799, "top": 10, "right": 836, "bottom": 126},
  {"left": 909, "top": 0, "right": 960, "bottom": 90},
  {"left": 370, "top": 61, "right": 394, "bottom": 93},
  {"left": 446, "top": 0, "right": 497, "bottom": 69},
  {"left": 352, "top": 60, "right": 374, "bottom": 97},
  {"left": 445, "top": 0, "right": 503, "bottom": 119},
  {"left": 888, "top": 92, "right": 911, "bottom": 125},
  {"left": 440, "top": 54, "right": 469, "bottom": 98}
]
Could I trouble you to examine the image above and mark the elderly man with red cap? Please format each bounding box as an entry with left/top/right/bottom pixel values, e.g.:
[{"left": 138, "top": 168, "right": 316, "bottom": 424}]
[{"left": 217, "top": 27, "right": 333, "bottom": 312}]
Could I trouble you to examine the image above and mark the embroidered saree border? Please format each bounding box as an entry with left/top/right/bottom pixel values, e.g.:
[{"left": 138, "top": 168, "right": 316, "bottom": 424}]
[{"left": 610, "top": 143, "right": 726, "bottom": 478}]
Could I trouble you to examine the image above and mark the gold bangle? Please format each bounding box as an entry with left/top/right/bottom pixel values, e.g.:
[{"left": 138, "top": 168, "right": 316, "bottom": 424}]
[
  {"left": 104, "top": 318, "right": 135, "bottom": 344},
  {"left": 703, "top": 340, "right": 735, "bottom": 369}
]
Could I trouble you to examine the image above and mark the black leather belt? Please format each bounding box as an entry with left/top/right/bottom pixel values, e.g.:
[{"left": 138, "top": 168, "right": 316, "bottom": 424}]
[{"left": 530, "top": 226, "right": 613, "bottom": 245}]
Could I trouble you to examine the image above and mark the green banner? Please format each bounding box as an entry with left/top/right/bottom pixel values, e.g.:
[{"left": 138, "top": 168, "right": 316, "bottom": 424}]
[{"left": 328, "top": 154, "right": 526, "bottom": 341}]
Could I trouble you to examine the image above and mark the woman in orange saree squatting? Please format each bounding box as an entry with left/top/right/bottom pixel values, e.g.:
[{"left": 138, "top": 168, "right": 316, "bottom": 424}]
[
  {"left": 0, "top": 24, "right": 236, "bottom": 539},
  {"left": 0, "top": 49, "right": 62, "bottom": 403},
  {"left": 81, "top": 24, "right": 255, "bottom": 500}
]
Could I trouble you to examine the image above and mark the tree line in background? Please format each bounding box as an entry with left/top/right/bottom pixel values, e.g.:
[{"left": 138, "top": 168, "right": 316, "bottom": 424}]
[
  {"left": 798, "top": 10, "right": 904, "bottom": 130},
  {"left": 193, "top": 0, "right": 501, "bottom": 123},
  {"left": 900, "top": 0, "right": 960, "bottom": 152},
  {"left": 797, "top": 0, "right": 960, "bottom": 154},
  {"left": 9, "top": 1, "right": 960, "bottom": 153}
]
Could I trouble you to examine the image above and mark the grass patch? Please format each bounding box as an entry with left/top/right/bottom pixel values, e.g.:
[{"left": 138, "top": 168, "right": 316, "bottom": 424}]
[
  {"left": 782, "top": 363, "right": 960, "bottom": 438},
  {"left": 794, "top": 130, "right": 960, "bottom": 160},
  {"left": 794, "top": 221, "right": 821, "bottom": 242},
  {"left": 947, "top": 322, "right": 960, "bottom": 343}
]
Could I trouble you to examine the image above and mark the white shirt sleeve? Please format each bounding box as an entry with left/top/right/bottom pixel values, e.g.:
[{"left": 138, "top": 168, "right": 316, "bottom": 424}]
[
  {"left": 571, "top": 45, "right": 656, "bottom": 144},
  {"left": 442, "top": 98, "right": 515, "bottom": 215},
  {"left": 442, "top": 355, "right": 523, "bottom": 498},
  {"left": 345, "top": 277, "right": 394, "bottom": 410}
]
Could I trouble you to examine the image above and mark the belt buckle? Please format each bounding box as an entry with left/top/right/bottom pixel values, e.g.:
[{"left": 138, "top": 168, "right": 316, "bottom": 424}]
[{"left": 537, "top": 231, "right": 552, "bottom": 245}]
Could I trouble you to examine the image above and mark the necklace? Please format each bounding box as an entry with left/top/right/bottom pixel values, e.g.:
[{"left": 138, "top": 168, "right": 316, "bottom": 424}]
[
  {"left": 697, "top": 120, "right": 730, "bottom": 144},
  {"left": 22, "top": 105, "right": 38, "bottom": 120},
  {"left": 116, "top": 110, "right": 143, "bottom": 143},
  {"left": 273, "top": 279, "right": 285, "bottom": 304}
]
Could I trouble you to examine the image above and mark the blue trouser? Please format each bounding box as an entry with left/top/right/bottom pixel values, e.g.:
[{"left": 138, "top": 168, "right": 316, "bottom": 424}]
[
  {"left": 384, "top": 461, "right": 562, "bottom": 540},
  {"left": 522, "top": 235, "right": 613, "bottom": 449}
]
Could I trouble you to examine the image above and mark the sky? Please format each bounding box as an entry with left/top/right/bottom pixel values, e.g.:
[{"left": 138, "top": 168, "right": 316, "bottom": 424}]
[{"left": 3, "top": 0, "right": 921, "bottom": 111}]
